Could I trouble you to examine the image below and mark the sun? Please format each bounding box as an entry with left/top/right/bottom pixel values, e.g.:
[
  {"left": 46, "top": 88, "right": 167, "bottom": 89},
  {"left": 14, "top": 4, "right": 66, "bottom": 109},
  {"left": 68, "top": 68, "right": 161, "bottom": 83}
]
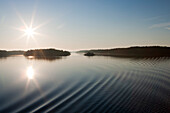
[
  {"left": 24, "top": 27, "right": 35, "bottom": 38},
  {"left": 13, "top": 10, "right": 51, "bottom": 45},
  {"left": 27, "top": 66, "right": 34, "bottom": 79}
]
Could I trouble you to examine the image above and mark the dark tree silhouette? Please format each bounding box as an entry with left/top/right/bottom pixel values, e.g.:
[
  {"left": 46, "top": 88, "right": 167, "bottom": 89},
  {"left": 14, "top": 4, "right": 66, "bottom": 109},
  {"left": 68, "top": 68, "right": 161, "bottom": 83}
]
[{"left": 24, "top": 48, "right": 70, "bottom": 58}]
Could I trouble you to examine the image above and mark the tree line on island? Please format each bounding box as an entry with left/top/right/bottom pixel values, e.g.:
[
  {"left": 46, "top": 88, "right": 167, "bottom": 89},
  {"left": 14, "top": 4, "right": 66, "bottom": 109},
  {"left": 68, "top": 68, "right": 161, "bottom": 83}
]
[
  {"left": 1, "top": 46, "right": 170, "bottom": 58},
  {"left": 0, "top": 49, "right": 70, "bottom": 58},
  {"left": 0, "top": 50, "right": 25, "bottom": 57},
  {"left": 24, "top": 49, "right": 70, "bottom": 57},
  {"left": 78, "top": 46, "right": 170, "bottom": 57}
]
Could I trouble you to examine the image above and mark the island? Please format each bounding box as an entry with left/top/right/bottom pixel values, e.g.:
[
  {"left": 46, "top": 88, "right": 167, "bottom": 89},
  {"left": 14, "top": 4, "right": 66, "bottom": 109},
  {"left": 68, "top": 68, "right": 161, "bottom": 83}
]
[
  {"left": 0, "top": 50, "right": 8, "bottom": 57},
  {"left": 78, "top": 46, "right": 170, "bottom": 57},
  {"left": 84, "top": 52, "right": 95, "bottom": 56},
  {"left": 24, "top": 48, "right": 71, "bottom": 58},
  {"left": 0, "top": 50, "right": 25, "bottom": 57}
]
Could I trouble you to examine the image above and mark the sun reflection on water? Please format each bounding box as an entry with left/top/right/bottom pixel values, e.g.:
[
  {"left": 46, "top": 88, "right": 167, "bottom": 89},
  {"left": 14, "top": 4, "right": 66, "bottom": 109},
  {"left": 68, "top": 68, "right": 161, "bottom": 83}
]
[
  {"left": 27, "top": 66, "right": 34, "bottom": 79},
  {"left": 24, "top": 66, "right": 42, "bottom": 96}
]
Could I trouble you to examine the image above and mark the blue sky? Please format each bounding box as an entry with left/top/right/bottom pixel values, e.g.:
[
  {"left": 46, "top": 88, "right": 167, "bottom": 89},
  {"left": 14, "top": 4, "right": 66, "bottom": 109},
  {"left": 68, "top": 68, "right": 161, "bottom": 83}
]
[{"left": 0, "top": 0, "right": 170, "bottom": 50}]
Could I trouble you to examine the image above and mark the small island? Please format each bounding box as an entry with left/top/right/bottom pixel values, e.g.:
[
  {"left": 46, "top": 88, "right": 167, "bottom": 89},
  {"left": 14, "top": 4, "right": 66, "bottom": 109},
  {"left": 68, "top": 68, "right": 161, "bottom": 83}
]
[
  {"left": 24, "top": 48, "right": 70, "bottom": 58},
  {"left": 84, "top": 52, "right": 95, "bottom": 56},
  {"left": 78, "top": 46, "right": 170, "bottom": 58}
]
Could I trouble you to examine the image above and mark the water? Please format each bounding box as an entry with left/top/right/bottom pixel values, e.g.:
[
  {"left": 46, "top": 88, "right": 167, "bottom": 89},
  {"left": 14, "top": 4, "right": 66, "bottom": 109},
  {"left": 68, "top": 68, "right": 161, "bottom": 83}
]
[{"left": 0, "top": 54, "right": 169, "bottom": 113}]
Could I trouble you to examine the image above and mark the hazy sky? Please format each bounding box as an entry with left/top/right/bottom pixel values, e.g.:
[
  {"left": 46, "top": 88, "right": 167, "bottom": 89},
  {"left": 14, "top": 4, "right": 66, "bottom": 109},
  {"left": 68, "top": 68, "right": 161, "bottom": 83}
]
[{"left": 0, "top": 0, "right": 170, "bottom": 50}]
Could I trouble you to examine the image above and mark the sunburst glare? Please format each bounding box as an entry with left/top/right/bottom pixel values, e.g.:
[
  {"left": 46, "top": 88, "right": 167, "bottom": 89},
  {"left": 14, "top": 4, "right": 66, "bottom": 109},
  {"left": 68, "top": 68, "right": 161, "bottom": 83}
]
[
  {"left": 24, "top": 27, "right": 35, "bottom": 38},
  {"left": 13, "top": 9, "right": 50, "bottom": 45}
]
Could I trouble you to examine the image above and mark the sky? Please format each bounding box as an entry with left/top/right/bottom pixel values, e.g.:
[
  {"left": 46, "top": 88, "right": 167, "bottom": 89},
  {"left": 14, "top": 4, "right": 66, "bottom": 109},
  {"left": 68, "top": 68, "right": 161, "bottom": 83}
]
[{"left": 0, "top": 0, "right": 170, "bottom": 50}]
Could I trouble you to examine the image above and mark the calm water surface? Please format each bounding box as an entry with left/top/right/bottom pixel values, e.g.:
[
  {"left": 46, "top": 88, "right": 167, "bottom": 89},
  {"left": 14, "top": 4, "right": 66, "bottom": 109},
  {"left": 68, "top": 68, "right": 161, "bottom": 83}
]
[{"left": 0, "top": 54, "right": 170, "bottom": 113}]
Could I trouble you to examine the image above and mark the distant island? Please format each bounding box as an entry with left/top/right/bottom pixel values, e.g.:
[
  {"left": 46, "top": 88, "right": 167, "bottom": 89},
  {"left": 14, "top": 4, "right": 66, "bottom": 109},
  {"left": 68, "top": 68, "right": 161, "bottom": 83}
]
[
  {"left": 84, "top": 52, "right": 95, "bottom": 56},
  {"left": 24, "top": 48, "right": 70, "bottom": 58},
  {"left": 78, "top": 46, "right": 170, "bottom": 57},
  {"left": 0, "top": 50, "right": 24, "bottom": 57}
]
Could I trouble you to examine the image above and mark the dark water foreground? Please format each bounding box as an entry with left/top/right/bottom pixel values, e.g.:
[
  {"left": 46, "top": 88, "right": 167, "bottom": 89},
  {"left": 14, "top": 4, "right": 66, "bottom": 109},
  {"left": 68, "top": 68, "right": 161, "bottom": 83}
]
[{"left": 0, "top": 54, "right": 169, "bottom": 113}]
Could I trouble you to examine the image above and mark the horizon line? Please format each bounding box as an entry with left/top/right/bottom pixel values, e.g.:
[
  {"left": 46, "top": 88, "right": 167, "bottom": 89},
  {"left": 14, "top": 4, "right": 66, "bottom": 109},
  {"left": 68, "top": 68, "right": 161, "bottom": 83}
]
[{"left": 0, "top": 44, "right": 170, "bottom": 51}]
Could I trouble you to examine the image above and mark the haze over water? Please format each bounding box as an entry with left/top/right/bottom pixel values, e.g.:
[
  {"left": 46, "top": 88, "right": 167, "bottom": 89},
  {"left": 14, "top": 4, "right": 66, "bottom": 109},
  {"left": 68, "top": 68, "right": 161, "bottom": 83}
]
[{"left": 0, "top": 54, "right": 169, "bottom": 113}]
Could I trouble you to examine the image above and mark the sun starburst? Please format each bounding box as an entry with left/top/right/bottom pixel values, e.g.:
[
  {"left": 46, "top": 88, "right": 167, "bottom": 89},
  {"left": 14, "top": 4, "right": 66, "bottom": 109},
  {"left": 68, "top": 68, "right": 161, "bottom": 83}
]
[
  {"left": 24, "top": 27, "right": 35, "bottom": 38},
  {"left": 13, "top": 9, "right": 50, "bottom": 45}
]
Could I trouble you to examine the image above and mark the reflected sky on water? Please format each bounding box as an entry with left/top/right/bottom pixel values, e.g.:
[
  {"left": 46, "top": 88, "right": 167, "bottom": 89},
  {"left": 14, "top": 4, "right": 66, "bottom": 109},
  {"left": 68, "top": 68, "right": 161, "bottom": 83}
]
[{"left": 0, "top": 54, "right": 170, "bottom": 113}]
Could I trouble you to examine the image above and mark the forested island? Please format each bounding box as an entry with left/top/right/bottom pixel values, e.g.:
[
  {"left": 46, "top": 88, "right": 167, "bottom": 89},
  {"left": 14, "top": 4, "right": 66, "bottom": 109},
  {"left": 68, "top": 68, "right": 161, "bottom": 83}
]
[
  {"left": 0, "top": 50, "right": 24, "bottom": 57},
  {"left": 0, "top": 48, "right": 70, "bottom": 58},
  {"left": 78, "top": 46, "right": 170, "bottom": 57},
  {"left": 24, "top": 48, "right": 70, "bottom": 58}
]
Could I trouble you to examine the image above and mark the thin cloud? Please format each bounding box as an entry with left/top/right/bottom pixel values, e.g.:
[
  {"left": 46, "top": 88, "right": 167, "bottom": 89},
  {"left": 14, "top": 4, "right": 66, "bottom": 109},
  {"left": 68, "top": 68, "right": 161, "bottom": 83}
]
[
  {"left": 144, "top": 16, "right": 162, "bottom": 21},
  {"left": 150, "top": 22, "right": 170, "bottom": 29},
  {"left": 144, "top": 14, "right": 170, "bottom": 22},
  {"left": 165, "top": 27, "right": 170, "bottom": 30}
]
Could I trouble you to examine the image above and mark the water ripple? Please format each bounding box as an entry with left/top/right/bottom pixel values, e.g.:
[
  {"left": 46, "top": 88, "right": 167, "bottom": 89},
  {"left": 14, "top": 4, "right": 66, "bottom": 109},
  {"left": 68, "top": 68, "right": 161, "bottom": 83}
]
[{"left": 0, "top": 56, "right": 170, "bottom": 113}]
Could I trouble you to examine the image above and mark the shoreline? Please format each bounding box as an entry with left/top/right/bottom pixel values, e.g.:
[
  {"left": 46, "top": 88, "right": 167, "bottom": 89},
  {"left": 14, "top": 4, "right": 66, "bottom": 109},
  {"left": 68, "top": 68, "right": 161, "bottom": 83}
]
[{"left": 1, "top": 46, "right": 170, "bottom": 58}]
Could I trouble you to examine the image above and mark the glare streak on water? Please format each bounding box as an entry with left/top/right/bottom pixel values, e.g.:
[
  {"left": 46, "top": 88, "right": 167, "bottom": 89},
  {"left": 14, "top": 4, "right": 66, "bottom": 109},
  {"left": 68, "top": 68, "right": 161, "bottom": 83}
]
[{"left": 0, "top": 55, "right": 170, "bottom": 113}]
